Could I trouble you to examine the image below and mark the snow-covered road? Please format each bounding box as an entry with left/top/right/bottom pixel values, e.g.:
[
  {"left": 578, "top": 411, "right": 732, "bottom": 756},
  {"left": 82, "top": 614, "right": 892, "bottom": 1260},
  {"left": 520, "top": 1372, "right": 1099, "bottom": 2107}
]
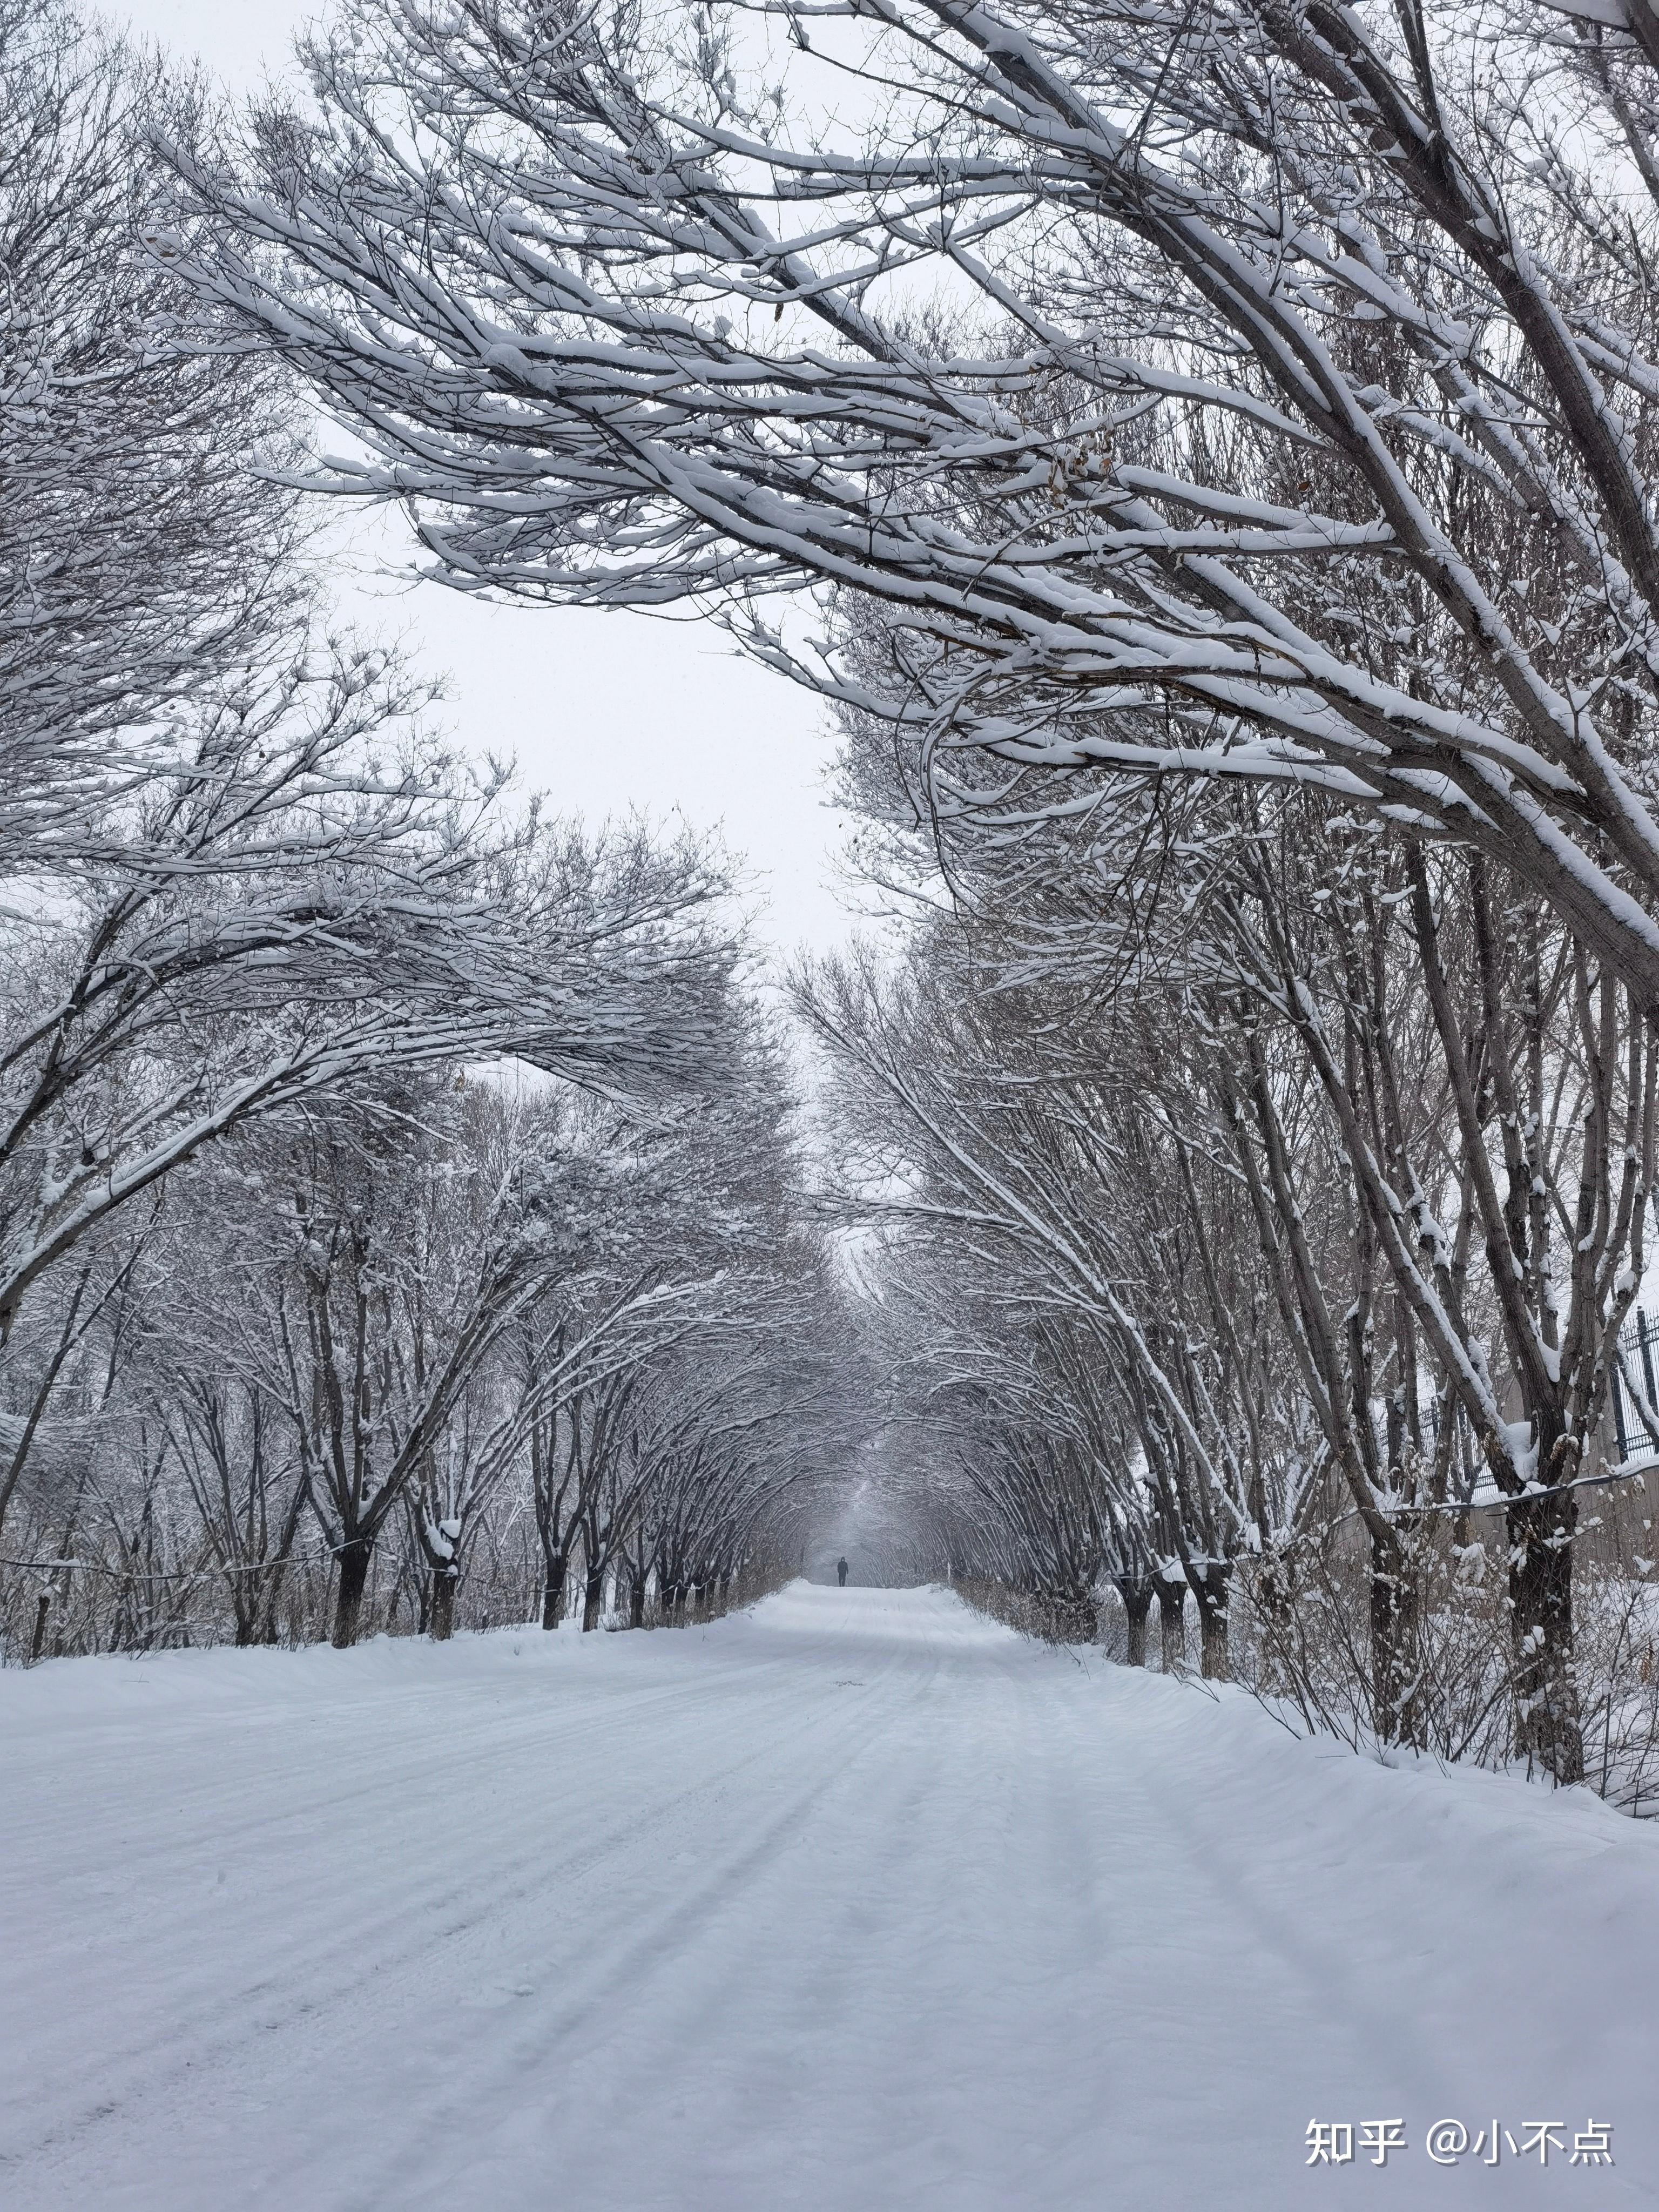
[{"left": 3, "top": 1582, "right": 1656, "bottom": 2209}]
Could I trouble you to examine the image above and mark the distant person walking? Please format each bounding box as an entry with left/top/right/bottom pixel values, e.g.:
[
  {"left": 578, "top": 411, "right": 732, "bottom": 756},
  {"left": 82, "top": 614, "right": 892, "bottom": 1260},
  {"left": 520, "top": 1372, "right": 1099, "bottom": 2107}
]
[{"left": 837, "top": 1557, "right": 849, "bottom": 1587}]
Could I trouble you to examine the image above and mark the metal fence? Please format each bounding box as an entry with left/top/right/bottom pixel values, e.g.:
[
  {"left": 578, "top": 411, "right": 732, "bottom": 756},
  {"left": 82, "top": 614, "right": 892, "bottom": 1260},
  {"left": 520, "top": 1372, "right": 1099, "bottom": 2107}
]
[{"left": 1613, "top": 1307, "right": 1659, "bottom": 1463}]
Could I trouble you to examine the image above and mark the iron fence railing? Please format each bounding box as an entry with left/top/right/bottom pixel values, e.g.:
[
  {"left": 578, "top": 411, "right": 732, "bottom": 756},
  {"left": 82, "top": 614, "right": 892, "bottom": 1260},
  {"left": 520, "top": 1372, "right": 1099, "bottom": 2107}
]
[{"left": 1613, "top": 1308, "right": 1659, "bottom": 1462}]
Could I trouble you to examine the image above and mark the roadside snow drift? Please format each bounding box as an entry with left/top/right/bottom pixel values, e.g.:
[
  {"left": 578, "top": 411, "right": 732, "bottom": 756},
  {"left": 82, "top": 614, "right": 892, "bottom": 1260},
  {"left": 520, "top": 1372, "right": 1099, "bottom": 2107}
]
[{"left": 2, "top": 1583, "right": 1655, "bottom": 2209}]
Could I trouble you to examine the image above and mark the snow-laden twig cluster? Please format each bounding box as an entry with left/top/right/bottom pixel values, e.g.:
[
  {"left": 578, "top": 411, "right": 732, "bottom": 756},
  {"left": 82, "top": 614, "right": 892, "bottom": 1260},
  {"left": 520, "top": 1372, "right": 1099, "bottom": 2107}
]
[
  {"left": 0, "top": 3, "right": 848, "bottom": 1662},
  {"left": 171, "top": 0, "right": 1659, "bottom": 1007},
  {"left": 797, "top": 777, "right": 1659, "bottom": 1798}
]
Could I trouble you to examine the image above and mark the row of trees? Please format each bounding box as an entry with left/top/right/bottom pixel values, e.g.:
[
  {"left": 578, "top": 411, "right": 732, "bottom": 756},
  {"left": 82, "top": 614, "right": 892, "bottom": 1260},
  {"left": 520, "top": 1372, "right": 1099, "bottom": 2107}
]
[
  {"left": 3, "top": 1042, "right": 850, "bottom": 1657},
  {"left": 797, "top": 793, "right": 1659, "bottom": 1798},
  {"left": 14, "top": 0, "right": 1659, "bottom": 1806},
  {"left": 147, "top": 0, "right": 1659, "bottom": 1797},
  {"left": 0, "top": 3, "right": 840, "bottom": 1662},
  {"left": 171, "top": 0, "right": 1659, "bottom": 1016}
]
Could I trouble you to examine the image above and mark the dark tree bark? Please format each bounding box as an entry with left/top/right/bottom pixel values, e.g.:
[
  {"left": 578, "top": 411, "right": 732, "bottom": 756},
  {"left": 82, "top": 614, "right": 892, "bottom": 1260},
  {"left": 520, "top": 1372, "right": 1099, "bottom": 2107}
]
[
  {"left": 332, "top": 1537, "right": 373, "bottom": 1649},
  {"left": 1116, "top": 1576, "right": 1154, "bottom": 1668},
  {"left": 430, "top": 1566, "right": 457, "bottom": 1643},
  {"left": 260, "top": 1553, "right": 295, "bottom": 1647},
  {"left": 1368, "top": 1526, "right": 1424, "bottom": 1749},
  {"left": 1152, "top": 1568, "right": 1188, "bottom": 1674},
  {"left": 1507, "top": 1493, "right": 1584, "bottom": 1782},
  {"left": 1190, "top": 1560, "right": 1232, "bottom": 1681},
  {"left": 581, "top": 1569, "right": 605, "bottom": 1633},
  {"left": 541, "top": 1546, "right": 568, "bottom": 1630}
]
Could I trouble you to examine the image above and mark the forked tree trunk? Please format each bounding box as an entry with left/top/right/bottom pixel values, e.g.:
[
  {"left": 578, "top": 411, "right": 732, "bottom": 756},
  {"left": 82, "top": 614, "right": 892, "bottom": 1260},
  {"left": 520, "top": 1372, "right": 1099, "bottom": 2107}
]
[
  {"left": 581, "top": 1570, "right": 605, "bottom": 1633},
  {"left": 1507, "top": 1492, "right": 1584, "bottom": 1783},
  {"left": 1151, "top": 1570, "right": 1187, "bottom": 1673},
  {"left": 1191, "top": 1560, "right": 1232, "bottom": 1682},
  {"left": 332, "top": 1536, "right": 374, "bottom": 1649},
  {"left": 231, "top": 1567, "right": 262, "bottom": 1649},
  {"left": 1246, "top": 1541, "right": 1301, "bottom": 1697},
  {"left": 1115, "top": 1578, "right": 1154, "bottom": 1668},
  {"left": 1197, "top": 1597, "right": 1227, "bottom": 1680},
  {"left": 541, "top": 1548, "right": 568, "bottom": 1630},
  {"left": 430, "top": 1567, "right": 457, "bottom": 1642},
  {"left": 1368, "top": 1523, "right": 1424, "bottom": 1749},
  {"left": 260, "top": 1556, "right": 293, "bottom": 1646}
]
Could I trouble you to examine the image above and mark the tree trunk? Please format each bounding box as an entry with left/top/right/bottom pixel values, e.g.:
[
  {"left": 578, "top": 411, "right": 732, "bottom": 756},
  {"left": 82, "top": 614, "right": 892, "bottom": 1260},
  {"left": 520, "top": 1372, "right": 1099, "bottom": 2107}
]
[
  {"left": 430, "top": 1567, "right": 457, "bottom": 1642},
  {"left": 581, "top": 1570, "right": 604, "bottom": 1633},
  {"left": 1115, "top": 1577, "right": 1154, "bottom": 1667},
  {"left": 629, "top": 1575, "right": 646, "bottom": 1629},
  {"left": 1507, "top": 1492, "right": 1584, "bottom": 1783},
  {"left": 1368, "top": 1524, "right": 1424, "bottom": 1749},
  {"left": 231, "top": 1576, "right": 261, "bottom": 1648},
  {"left": 1197, "top": 1591, "right": 1227, "bottom": 1679},
  {"left": 332, "top": 1536, "right": 373, "bottom": 1649},
  {"left": 1191, "top": 1561, "right": 1232, "bottom": 1682},
  {"left": 29, "top": 1591, "right": 50, "bottom": 1664},
  {"left": 260, "top": 1557, "right": 292, "bottom": 1646},
  {"left": 1152, "top": 1571, "right": 1187, "bottom": 1673},
  {"left": 541, "top": 1548, "right": 567, "bottom": 1630}
]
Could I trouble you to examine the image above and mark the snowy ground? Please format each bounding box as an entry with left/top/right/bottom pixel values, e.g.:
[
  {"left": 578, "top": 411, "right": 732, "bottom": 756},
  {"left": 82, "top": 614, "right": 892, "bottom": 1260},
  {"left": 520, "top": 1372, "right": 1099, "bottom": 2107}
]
[{"left": 2, "top": 1583, "right": 1656, "bottom": 2210}]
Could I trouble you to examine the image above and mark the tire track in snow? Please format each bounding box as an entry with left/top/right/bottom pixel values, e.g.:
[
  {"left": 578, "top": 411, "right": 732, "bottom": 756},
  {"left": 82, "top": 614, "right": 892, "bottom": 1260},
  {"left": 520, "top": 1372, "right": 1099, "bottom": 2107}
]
[
  {"left": 1, "top": 1614, "right": 909, "bottom": 2198},
  {"left": 5, "top": 1586, "right": 1657, "bottom": 2212}
]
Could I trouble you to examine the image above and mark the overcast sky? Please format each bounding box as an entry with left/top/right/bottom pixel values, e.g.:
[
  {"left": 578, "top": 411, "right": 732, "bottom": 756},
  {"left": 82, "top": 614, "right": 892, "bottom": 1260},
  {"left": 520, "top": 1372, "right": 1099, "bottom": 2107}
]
[{"left": 104, "top": 0, "right": 852, "bottom": 961}]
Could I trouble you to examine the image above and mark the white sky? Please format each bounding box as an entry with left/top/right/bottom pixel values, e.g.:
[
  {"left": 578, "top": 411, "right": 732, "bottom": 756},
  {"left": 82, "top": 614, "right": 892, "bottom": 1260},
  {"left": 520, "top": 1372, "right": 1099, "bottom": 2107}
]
[{"left": 104, "top": 0, "right": 852, "bottom": 962}]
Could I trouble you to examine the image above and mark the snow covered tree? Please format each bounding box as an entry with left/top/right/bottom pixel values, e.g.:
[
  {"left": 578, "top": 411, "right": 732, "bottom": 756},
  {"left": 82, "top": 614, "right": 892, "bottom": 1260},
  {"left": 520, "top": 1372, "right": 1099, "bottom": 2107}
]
[
  {"left": 1198, "top": 807, "right": 1656, "bottom": 1780},
  {"left": 1, "top": 8, "right": 740, "bottom": 1562},
  {"left": 515, "top": 984, "right": 836, "bottom": 1632},
  {"left": 2, "top": 1, "right": 300, "bottom": 838},
  {"left": 177, "top": 0, "right": 1659, "bottom": 1008},
  {"left": 797, "top": 921, "right": 1317, "bottom": 1678}
]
